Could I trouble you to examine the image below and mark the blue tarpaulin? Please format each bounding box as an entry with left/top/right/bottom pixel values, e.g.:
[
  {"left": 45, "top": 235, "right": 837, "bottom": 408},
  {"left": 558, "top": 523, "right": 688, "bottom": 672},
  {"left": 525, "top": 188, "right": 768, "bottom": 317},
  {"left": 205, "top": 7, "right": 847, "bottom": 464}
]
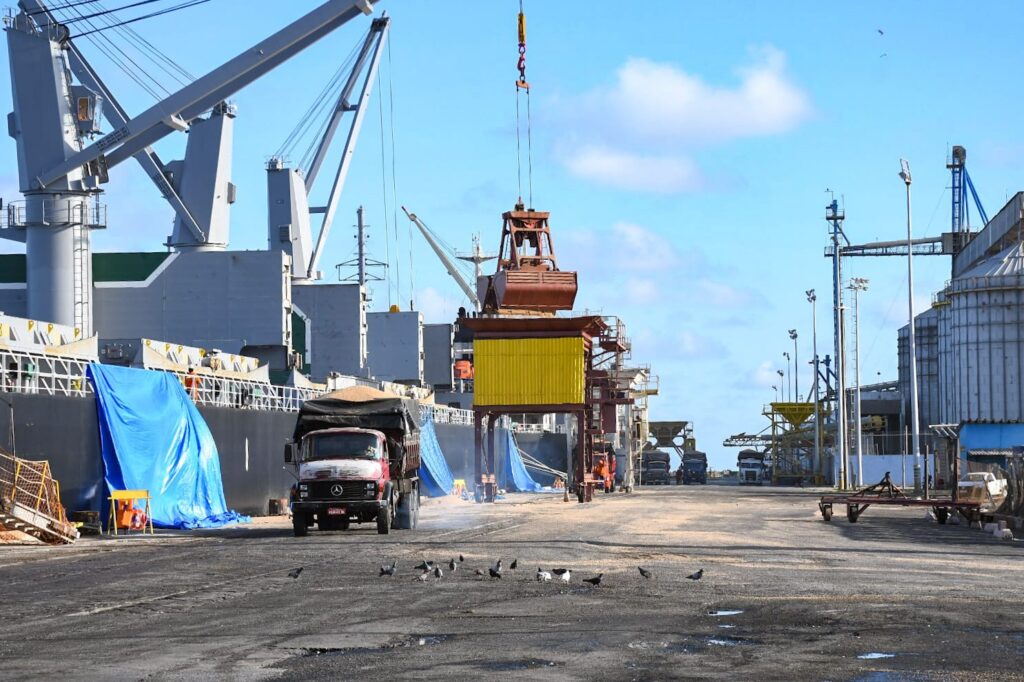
[
  {"left": 87, "top": 364, "right": 248, "bottom": 529},
  {"left": 501, "top": 430, "right": 543, "bottom": 492},
  {"left": 960, "top": 424, "right": 1024, "bottom": 453},
  {"left": 418, "top": 414, "right": 454, "bottom": 497}
]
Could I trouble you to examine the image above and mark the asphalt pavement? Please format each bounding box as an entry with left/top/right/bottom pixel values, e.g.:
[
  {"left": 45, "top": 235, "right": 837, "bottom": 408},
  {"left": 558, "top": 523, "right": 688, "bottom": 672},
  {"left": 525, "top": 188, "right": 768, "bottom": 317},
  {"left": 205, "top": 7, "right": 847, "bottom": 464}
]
[{"left": 0, "top": 484, "right": 1022, "bottom": 681}]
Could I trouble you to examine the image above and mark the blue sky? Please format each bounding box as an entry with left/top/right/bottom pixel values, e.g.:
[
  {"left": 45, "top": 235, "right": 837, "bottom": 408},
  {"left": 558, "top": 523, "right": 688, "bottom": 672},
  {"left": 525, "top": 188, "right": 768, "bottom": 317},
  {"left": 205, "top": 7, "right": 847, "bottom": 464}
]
[{"left": 3, "top": 1, "right": 1024, "bottom": 468}]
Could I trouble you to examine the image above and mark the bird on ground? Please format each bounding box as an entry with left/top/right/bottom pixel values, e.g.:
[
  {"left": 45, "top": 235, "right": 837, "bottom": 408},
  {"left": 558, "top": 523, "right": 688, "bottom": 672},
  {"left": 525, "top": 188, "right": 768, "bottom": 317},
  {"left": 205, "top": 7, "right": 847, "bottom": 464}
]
[
  {"left": 510, "top": 559, "right": 518, "bottom": 570},
  {"left": 638, "top": 567, "right": 653, "bottom": 579},
  {"left": 536, "top": 568, "right": 552, "bottom": 582},
  {"left": 493, "top": 559, "right": 503, "bottom": 574},
  {"left": 448, "top": 558, "right": 457, "bottom": 572},
  {"left": 415, "top": 571, "right": 431, "bottom": 582},
  {"left": 288, "top": 567, "right": 303, "bottom": 579},
  {"left": 552, "top": 568, "right": 570, "bottom": 583},
  {"left": 474, "top": 568, "right": 486, "bottom": 577},
  {"left": 583, "top": 574, "right": 603, "bottom": 587},
  {"left": 379, "top": 561, "right": 397, "bottom": 577},
  {"left": 414, "top": 560, "right": 434, "bottom": 571},
  {"left": 488, "top": 567, "right": 503, "bottom": 579},
  {"left": 459, "top": 554, "right": 465, "bottom": 562},
  {"left": 686, "top": 569, "right": 704, "bottom": 581},
  {"left": 433, "top": 566, "right": 443, "bottom": 581}
]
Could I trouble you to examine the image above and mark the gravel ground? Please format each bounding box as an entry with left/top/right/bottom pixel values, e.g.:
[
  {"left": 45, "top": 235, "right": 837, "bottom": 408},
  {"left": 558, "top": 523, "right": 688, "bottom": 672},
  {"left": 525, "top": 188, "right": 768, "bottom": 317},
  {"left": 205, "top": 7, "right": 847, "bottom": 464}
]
[{"left": 0, "top": 484, "right": 1022, "bottom": 681}]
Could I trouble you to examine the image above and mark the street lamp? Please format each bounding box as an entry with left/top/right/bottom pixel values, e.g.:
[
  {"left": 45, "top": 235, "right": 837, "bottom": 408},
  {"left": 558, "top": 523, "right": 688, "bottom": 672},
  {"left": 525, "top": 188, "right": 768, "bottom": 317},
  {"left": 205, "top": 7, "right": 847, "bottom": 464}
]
[
  {"left": 788, "top": 329, "right": 799, "bottom": 401},
  {"left": 772, "top": 385, "right": 779, "bottom": 402},
  {"left": 900, "top": 158, "right": 922, "bottom": 495},
  {"left": 806, "top": 289, "right": 820, "bottom": 477},
  {"left": 848, "top": 277, "right": 869, "bottom": 487},
  {"left": 776, "top": 369, "right": 784, "bottom": 402},
  {"left": 782, "top": 354, "right": 791, "bottom": 401}
]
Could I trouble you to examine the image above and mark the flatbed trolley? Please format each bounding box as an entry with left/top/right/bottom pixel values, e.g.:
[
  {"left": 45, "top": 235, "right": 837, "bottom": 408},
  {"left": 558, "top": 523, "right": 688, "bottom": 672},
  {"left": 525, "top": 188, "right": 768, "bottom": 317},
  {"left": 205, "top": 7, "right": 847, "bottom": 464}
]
[{"left": 818, "top": 472, "right": 982, "bottom": 524}]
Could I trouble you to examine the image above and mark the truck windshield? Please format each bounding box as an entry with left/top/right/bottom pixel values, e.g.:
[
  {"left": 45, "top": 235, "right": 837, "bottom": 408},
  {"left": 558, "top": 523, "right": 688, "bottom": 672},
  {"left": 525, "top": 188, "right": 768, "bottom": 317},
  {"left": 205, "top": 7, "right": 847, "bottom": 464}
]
[{"left": 306, "top": 433, "right": 382, "bottom": 461}]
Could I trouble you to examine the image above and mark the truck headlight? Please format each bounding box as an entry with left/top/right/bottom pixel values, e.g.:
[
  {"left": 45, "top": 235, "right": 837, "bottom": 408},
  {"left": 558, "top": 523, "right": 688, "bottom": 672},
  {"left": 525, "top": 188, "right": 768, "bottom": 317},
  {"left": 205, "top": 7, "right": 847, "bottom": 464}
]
[{"left": 299, "top": 484, "right": 308, "bottom": 491}]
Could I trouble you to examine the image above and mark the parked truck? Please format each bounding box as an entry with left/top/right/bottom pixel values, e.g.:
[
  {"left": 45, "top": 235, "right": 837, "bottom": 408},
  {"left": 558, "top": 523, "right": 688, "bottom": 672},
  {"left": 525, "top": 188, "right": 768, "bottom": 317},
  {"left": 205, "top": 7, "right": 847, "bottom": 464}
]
[
  {"left": 737, "top": 449, "right": 769, "bottom": 485},
  {"left": 285, "top": 392, "right": 421, "bottom": 536},
  {"left": 641, "top": 446, "right": 672, "bottom": 485},
  {"left": 681, "top": 450, "right": 708, "bottom": 484}
]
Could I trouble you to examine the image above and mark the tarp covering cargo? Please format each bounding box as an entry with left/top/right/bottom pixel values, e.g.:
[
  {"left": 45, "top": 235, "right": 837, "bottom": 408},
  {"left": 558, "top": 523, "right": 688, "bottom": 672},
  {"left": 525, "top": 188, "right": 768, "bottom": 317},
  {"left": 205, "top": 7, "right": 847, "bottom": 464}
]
[
  {"left": 417, "top": 415, "right": 454, "bottom": 497},
  {"left": 294, "top": 392, "right": 420, "bottom": 440},
  {"left": 86, "top": 364, "right": 248, "bottom": 529},
  {"left": 501, "top": 430, "right": 542, "bottom": 492}
]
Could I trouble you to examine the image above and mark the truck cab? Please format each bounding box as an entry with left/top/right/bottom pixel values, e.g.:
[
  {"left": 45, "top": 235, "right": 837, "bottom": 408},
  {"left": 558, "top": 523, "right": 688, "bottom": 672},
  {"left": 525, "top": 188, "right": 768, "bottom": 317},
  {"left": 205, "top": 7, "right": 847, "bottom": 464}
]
[{"left": 288, "top": 427, "right": 407, "bottom": 535}]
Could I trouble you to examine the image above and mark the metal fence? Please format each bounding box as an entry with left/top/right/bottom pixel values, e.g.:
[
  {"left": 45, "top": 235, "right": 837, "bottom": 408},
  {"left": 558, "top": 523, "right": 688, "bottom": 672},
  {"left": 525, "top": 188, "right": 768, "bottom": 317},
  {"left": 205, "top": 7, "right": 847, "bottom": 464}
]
[{"left": 0, "top": 347, "right": 473, "bottom": 423}]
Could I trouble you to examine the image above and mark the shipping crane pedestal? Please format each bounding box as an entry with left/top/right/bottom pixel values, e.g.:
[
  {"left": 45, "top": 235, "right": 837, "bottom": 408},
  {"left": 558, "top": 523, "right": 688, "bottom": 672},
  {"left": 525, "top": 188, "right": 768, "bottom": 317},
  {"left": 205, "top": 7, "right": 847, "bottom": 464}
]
[{"left": 465, "top": 315, "right": 606, "bottom": 503}]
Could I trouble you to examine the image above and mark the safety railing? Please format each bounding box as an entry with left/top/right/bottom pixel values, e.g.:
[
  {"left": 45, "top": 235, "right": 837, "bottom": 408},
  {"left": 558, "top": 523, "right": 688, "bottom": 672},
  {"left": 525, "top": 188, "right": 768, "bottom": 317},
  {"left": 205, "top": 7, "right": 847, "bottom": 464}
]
[
  {"left": 421, "top": 403, "right": 474, "bottom": 426},
  {"left": 0, "top": 348, "right": 92, "bottom": 397}
]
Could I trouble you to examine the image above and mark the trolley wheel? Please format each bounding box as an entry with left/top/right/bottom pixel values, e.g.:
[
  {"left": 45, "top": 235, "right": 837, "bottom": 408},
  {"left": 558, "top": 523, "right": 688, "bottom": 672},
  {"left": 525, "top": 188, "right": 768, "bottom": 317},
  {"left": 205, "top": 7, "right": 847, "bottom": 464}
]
[
  {"left": 934, "top": 507, "right": 949, "bottom": 524},
  {"left": 846, "top": 505, "right": 859, "bottom": 523},
  {"left": 821, "top": 505, "right": 833, "bottom": 522}
]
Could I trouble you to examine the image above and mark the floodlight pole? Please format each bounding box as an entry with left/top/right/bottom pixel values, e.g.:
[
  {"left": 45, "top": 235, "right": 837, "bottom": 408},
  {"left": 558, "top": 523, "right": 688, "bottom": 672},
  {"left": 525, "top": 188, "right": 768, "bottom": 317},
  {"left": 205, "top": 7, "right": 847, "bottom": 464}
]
[
  {"left": 900, "top": 159, "right": 922, "bottom": 496},
  {"left": 807, "top": 290, "right": 820, "bottom": 479},
  {"left": 848, "top": 278, "right": 869, "bottom": 487},
  {"left": 789, "top": 330, "right": 799, "bottom": 401}
]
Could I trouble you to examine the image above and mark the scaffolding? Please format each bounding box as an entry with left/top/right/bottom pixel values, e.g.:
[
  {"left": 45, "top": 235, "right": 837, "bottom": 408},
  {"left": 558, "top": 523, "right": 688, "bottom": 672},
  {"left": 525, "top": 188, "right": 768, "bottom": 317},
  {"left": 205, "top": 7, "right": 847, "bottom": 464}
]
[{"left": 0, "top": 449, "right": 78, "bottom": 544}]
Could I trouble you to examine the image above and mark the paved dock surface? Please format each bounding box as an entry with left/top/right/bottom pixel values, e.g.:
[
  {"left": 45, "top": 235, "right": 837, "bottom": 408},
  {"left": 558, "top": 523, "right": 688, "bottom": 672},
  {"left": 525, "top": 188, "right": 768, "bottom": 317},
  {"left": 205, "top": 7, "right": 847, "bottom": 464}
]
[{"left": 1, "top": 485, "right": 1022, "bottom": 681}]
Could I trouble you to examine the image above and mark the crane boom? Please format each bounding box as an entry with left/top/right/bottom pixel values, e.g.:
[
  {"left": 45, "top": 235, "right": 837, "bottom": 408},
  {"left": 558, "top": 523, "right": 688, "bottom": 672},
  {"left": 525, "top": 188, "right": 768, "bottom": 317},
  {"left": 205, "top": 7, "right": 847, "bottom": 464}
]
[
  {"left": 35, "top": 0, "right": 377, "bottom": 190},
  {"left": 402, "top": 206, "right": 480, "bottom": 309}
]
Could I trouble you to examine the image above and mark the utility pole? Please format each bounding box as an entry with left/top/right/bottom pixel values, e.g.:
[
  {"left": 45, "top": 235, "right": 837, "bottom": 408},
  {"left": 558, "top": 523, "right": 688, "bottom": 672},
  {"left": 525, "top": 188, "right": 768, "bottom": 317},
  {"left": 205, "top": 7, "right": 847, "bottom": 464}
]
[
  {"left": 899, "top": 159, "right": 923, "bottom": 496},
  {"left": 848, "top": 277, "right": 869, "bottom": 487},
  {"left": 806, "top": 290, "right": 821, "bottom": 480},
  {"left": 827, "top": 198, "right": 849, "bottom": 490}
]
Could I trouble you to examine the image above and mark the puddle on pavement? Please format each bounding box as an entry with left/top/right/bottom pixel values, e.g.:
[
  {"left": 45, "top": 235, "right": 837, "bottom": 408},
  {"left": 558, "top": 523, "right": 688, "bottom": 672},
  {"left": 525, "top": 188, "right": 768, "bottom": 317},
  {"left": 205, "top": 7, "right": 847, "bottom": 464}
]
[
  {"left": 292, "top": 634, "right": 450, "bottom": 658},
  {"left": 479, "top": 659, "right": 560, "bottom": 671},
  {"left": 628, "top": 640, "right": 670, "bottom": 650},
  {"left": 707, "top": 636, "right": 756, "bottom": 647},
  {"left": 857, "top": 652, "right": 896, "bottom": 660},
  {"left": 707, "top": 609, "right": 744, "bottom": 617},
  {"left": 717, "top": 624, "right": 737, "bottom": 629}
]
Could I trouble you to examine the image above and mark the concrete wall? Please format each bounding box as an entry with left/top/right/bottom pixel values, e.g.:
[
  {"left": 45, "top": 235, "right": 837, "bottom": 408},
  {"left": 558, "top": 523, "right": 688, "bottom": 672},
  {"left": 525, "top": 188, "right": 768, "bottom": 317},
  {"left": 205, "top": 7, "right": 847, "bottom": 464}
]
[
  {"left": 292, "top": 282, "right": 367, "bottom": 381},
  {"left": 367, "top": 310, "right": 423, "bottom": 384},
  {"left": 423, "top": 323, "right": 454, "bottom": 389},
  {"left": 94, "top": 250, "right": 291, "bottom": 353}
]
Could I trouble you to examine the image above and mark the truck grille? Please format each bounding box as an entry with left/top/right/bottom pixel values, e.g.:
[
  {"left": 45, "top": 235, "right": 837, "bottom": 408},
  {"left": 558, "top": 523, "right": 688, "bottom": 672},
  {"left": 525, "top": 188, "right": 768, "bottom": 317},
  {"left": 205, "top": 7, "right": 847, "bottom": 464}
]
[{"left": 306, "top": 481, "right": 375, "bottom": 501}]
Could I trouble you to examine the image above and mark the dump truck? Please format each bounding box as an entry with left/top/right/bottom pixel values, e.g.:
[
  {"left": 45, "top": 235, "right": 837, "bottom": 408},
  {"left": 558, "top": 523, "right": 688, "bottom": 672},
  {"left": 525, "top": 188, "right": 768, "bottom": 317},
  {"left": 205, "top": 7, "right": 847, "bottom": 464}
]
[
  {"left": 641, "top": 446, "right": 672, "bottom": 485},
  {"left": 681, "top": 450, "right": 708, "bottom": 484},
  {"left": 285, "top": 391, "right": 421, "bottom": 536},
  {"left": 737, "top": 449, "right": 769, "bottom": 485}
]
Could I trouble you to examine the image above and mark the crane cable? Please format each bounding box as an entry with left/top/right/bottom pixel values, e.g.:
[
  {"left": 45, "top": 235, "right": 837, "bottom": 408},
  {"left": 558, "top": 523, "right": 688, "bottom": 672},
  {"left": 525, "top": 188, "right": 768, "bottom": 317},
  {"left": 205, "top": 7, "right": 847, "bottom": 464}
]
[{"left": 514, "top": 0, "right": 533, "bottom": 209}]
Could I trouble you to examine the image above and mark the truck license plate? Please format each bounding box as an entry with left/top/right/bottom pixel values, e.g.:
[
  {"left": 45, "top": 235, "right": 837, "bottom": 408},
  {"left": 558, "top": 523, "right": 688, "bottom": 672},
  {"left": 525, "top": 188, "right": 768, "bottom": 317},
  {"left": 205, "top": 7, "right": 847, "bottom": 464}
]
[{"left": 327, "top": 507, "right": 346, "bottom": 516}]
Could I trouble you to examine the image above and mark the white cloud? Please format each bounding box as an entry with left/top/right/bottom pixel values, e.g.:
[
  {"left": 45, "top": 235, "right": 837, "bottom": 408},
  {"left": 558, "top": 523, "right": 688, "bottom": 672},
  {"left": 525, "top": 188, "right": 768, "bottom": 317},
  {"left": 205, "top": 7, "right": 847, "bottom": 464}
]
[
  {"left": 562, "top": 146, "right": 703, "bottom": 193},
  {"left": 414, "top": 287, "right": 461, "bottom": 324},
  {"left": 678, "top": 330, "right": 726, "bottom": 359},
  {"left": 697, "top": 279, "right": 753, "bottom": 307},
  {"left": 555, "top": 46, "right": 812, "bottom": 193},
  {"left": 626, "top": 278, "right": 660, "bottom": 304},
  {"left": 751, "top": 360, "right": 781, "bottom": 389},
  {"left": 562, "top": 222, "right": 682, "bottom": 272}
]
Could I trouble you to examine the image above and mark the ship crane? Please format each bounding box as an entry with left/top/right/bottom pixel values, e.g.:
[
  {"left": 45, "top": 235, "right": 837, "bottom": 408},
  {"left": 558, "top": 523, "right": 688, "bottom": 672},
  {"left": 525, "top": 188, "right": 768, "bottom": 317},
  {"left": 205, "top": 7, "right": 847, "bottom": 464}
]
[
  {"left": 268, "top": 15, "right": 390, "bottom": 280},
  {"left": 401, "top": 207, "right": 495, "bottom": 312},
  {"left": 2, "top": 0, "right": 381, "bottom": 332}
]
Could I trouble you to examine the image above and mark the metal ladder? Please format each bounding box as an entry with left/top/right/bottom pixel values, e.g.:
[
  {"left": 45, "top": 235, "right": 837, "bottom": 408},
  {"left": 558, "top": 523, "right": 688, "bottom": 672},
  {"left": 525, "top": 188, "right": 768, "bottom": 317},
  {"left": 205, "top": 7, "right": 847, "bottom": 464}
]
[{"left": 71, "top": 219, "right": 90, "bottom": 336}]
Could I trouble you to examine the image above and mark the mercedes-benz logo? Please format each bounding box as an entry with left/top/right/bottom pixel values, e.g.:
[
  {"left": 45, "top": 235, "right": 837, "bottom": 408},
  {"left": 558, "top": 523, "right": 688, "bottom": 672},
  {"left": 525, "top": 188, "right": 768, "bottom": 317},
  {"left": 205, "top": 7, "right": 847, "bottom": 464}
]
[{"left": 330, "top": 484, "right": 344, "bottom": 496}]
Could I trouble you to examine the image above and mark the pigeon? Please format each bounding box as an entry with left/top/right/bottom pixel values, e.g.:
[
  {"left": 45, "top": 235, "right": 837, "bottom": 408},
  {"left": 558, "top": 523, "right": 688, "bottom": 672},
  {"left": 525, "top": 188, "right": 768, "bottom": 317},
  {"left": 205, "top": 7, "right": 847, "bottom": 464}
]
[
  {"left": 379, "top": 561, "right": 397, "bottom": 577},
  {"left": 638, "top": 567, "right": 653, "bottom": 579},
  {"left": 552, "top": 568, "right": 570, "bottom": 583},
  {"left": 288, "top": 567, "right": 304, "bottom": 579},
  {"left": 459, "top": 554, "right": 465, "bottom": 562},
  {"left": 686, "top": 569, "right": 704, "bottom": 581},
  {"left": 536, "top": 567, "right": 551, "bottom": 582},
  {"left": 877, "top": 28, "right": 884, "bottom": 36},
  {"left": 583, "top": 573, "right": 603, "bottom": 587},
  {"left": 448, "top": 558, "right": 458, "bottom": 572},
  {"left": 493, "top": 559, "right": 503, "bottom": 573},
  {"left": 488, "top": 567, "right": 503, "bottom": 579},
  {"left": 474, "top": 568, "right": 486, "bottom": 577},
  {"left": 414, "top": 560, "right": 434, "bottom": 571},
  {"left": 433, "top": 566, "right": 443, "bottom": 580},
  {"left": 510, "top": 558, "right": 518, "bottom": 570},
  {"left": 415, "top": 571, "right": 431, "bottom": 582}
]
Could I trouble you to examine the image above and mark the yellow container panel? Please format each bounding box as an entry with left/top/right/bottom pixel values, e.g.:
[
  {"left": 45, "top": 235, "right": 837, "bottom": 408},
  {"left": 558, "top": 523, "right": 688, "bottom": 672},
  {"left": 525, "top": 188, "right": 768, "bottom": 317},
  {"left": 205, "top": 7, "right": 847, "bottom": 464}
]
[{"left": 474, "top": 337, "right": 584, "bottom": 406}]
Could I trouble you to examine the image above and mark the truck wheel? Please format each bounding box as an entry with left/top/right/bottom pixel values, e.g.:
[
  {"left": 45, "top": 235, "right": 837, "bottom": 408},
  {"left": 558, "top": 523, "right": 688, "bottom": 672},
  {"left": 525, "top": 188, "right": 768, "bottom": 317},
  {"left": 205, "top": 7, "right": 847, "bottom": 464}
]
[
  {"left": 292, "top": 514, "right": 309, "bottom": 537},
  {"left": 395, "top": 493, "right": 414, "bottom": 530},
  {"left": 377, "top": 506, "right": 391, "bottom": 535}
]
